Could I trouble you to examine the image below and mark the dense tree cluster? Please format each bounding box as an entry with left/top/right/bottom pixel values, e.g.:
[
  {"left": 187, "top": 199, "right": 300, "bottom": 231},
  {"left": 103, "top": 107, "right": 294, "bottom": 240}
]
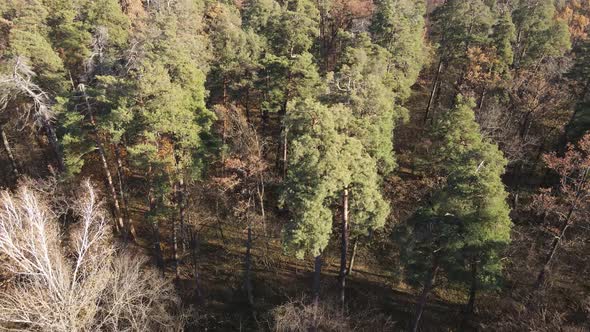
[{"left": 0, "top": 0, "right": 589, "bottom": 331}]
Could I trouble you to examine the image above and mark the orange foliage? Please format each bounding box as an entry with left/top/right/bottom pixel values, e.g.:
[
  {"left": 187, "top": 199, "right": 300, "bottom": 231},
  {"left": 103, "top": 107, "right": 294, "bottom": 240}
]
[
  {"left": 465, "top": 47, "right": 501, "bottom": 86},
  {"left": 558, "top": 0, "right": 590, "bottom": 43}
]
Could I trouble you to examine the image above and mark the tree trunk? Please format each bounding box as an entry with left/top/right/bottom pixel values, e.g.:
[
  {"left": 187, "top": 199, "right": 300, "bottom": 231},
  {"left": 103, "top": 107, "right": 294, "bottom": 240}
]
[
  {"left": 466, "top": 261, "right": 478, "bottom": 315},
  {"left": 83, "top": 92, "right": 126, "bottom": 236},
  {"left": 412, "top": 257, "right": 440, "bottom": 332},
  {"left": 535, "top": 207, "right": 575, "bottom": 289},
  {"left": 147, "top": 167, "right": 165, "bottom": 276},
  {"left": 93, "top": 135, "right": 125, "bottom": 234},
  {"left": 275, "top": 82, "right": 290, "bottom": 176},
  {"left": 177, "top": 177, "right": 187, "bottom": 254},
  {"left": 189, "top": 229, "right": 203, "bottom": 303},
  {"left": 113, "top": 144, "right": 136, "bottom": 240},
  {"left": 0, "top": 125, "right": 19, "bottom": 179},
  {"left": 153, "top": 220, "right": 165, "bottom": 277},
  {"left": 173, "top": 184, "right": 180, "bottom": 280},
  {"left": 312, "top": 254, "right": 322, "bottom": 332},
  {"left": 478, "top": 88, "right": 487, "bottom": 112},
  {"left": 39, "top": 117, "right": 65, "bottom": 173},
  {"left": 338, "top": 188, "right": 349, "bottom": 312},
  {"left": 424, "top": 59, "right": 443, "bottom": 124},
  {"left": 257, "top": 177, "right": 266, "bottom": 235},
  {"left": 245, "top": 224, "right": 254, "bottom": 306},
  {"left": 346, "top": 238, "right": 358, "bottom": 276},
  {"left": 282, "top": 128, "right": 288, "bottom": 178}
]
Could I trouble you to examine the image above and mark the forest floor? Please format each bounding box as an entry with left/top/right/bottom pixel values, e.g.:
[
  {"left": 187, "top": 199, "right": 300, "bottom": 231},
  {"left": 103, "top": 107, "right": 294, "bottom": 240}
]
[{"left": 128, "top": 208, "right": 471, "bottom": 331}]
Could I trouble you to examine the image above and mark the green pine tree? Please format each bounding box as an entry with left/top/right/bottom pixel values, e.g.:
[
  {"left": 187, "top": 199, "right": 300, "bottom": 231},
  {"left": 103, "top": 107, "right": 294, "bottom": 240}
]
[{"left": 402, "top": 96, "right": 511, "bottom": 331}]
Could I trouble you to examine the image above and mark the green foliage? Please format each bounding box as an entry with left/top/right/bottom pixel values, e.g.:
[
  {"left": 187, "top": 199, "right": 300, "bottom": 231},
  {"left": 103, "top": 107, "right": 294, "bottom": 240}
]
[
  {"left": 282, "top": 99, "right": 389, "bottom": 258},
  {"left": 370, "top": 0, "right": 427, "bottom": 100},
  {"left": 1, "top": 0, "right": 67, "bottom": 93},
  {"left": 400, "top": 96, "right": 511, "bottom": 290},
  {"left": 431, "top": 0, "right": 495, "bottom": 63},
  {"left": 491, "top": 12, "right": 517, "bottom": 78},
  {"left": 207, "top": 3, "right": 263, "bottom": 103},
  {"left": 512, "top": 0, "right": 571, "bottom": 67},
  {"left": 327, "top": 33, "right": 403, "bottom": 174}
]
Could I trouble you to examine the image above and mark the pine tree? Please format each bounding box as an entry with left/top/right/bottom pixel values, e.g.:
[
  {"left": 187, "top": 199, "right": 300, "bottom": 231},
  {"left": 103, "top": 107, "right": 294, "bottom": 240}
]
[
  {"left": 402, "top": 96, "right": 511, "bottom": 331},
  {"left": 425, "top": 0, "right": 494, "bottom": 121},
  {"left": 126, "top": 1, "right": 214, "bottom": 275},
  {"left": 282, "top": 99, "right": 389, "bottom": 317},
  {"left": 512, "top": 0, "right": 571, "bottom": 68},
  {"left": 243, "top": 0, "right": 321, "bottom": 176},
  {"left": 327, "top": 33, "right": 403, "bottom": 174},
  {"left": 0, "top": 0, "right": 68, "bottom": 171},
  {"left": 370, "top": 0, "right": 427, "bottom": 101}
]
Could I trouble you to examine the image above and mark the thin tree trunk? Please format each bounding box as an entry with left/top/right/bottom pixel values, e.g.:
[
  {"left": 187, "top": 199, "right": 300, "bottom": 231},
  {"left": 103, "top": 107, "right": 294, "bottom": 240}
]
[
  {"left": 153, "top": 219, "right": 165, "bottom": 276},
  {"left": 113, "top": 144, "right": 136, "bottom": 240},
  {"left": 276, "top": 80, "right": 290, "bottom": 176},
  {"left": 39, "top": 117, "right": 65, "bottom": 173},
  {"left": 282, "top": 128, "right": 288, "bottom": 178},
  {"left": 245, "top": 224, "right": 254, "bottom": 306},
  {"left": 346, "top": 238, "right": 358, "bottom": 276},
  {"left": 478, "top": 88, "right": 487, "bottom": 111},
  {"left": 177, "top": 176, "right": 187, "bottom": 254},
  {"left": 83, "top": 92, "right": 126, "bottom": 235},
  {"left": 258, "top": 177, "right": 266, "bottom": 233},
  {"left": 93, "top": 131, "right": 125, "bottom": 234},
  {"left": 147, "top": 167, "right": 165, "bottom": 276},
  {"left": 173, "top": 183, "right": 180, "bottom": 280},
  {"left": 460, "top": 259, "right": 478, "bottom": 332},
  {"left": 412, "top": 257, "right": 440, "bottom": 332},
  {"left": 338, "top": 188, "right": 349, "bottom": 312},
  {"left": 535, "top": 207, "right": 575, "bottom": 288},
  {"left": 312, "top": 254, "right": 322, "bottom": 332},
  {"left": 0, "top": 125, "right": 19, "bottom": 179},
  {"left": 189, "top": 229, "right": 203, "bottom": 302},
  {"left": 424, "top": 59, "right": 443, "bottom": 124}
]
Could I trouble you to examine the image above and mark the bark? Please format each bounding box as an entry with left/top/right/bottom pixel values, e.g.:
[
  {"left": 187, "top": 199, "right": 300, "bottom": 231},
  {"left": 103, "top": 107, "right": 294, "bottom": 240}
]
[
  {"left": 257, "top": 177, "right": 266, "bottom": 235},
  {"left": 113, "top": 144, "right": 136, "bottom": 240},
  {"left": 91, "top": 128, "right": 125, "bottom": 234},
  {"left": 275, "top": 77, "right": 290, "bottom": 176},
  {"left": 466, "top": 261, "right": 478, "bottom": 315},
  {"left": 412, "top": 256, "right": 440, "bottom": 332},
  {"left": 39, "top": 117, "right": 65, "bottom": 173},
  {"left": 312, "top": 254, "right": 322, "bottom": 332},
  {"left": 147, "top": 167, "right": 165, "bottom": 276},
  {"left": 153, "top": 220, "right": 165, "bottom": 277},
  {"left": 535, "top": 207, "right": 575, "bottom": 289},
  {"left": 346, "top": 238, "right": 359, "bottom": 276},
  {"left": 424, "top": 59, "right": 443, "bottom": 124},
  {"left": 83, "top": 93, "right": 126, "bottom": 236},
  {"left": 282, "top": 128, "right": 288, "bottom": 178},
  {"left": 245, "top": 224, "right": 254, "bottom": 306},
  {"left": 0, "top": 125, "right": 19, "bottom": 179},
  {"left": 338, "top": 188, "right": 349, "bottom": 312},
  {"left": 535, "top": 168, "right": 588, "bottom": 288},
  {"left": 173, "top": 184, "right": 180, "bottom": 280},
  {"left": 189, "top": 229, "right": 203, "bottom": 302},
  {"left": 478, "top": 88, "right": 487, "bottom": 111},
  {"left": 177, "top": 176, "right": 187, "bottom": 254}
]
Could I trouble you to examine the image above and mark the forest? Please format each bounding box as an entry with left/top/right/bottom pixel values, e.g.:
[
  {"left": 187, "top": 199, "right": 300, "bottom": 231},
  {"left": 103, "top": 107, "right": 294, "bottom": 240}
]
[{"left": 0, "top": 0, "right": 589, "bottom": 330}]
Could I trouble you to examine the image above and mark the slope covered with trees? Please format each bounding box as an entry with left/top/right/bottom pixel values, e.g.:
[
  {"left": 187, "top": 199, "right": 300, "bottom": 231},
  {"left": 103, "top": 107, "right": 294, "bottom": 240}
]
[{"left": 0, "top": 0, "right": 589, "bottom": 331}]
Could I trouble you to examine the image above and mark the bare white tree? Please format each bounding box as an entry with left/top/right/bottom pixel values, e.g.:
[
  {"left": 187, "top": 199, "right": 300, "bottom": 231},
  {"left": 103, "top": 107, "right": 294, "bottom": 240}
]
[{"left": 0, "top": 180, "right": 184, "bottom": 331}]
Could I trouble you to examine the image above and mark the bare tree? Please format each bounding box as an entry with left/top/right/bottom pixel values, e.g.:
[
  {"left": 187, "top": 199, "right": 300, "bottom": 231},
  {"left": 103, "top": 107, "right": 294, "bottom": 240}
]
[
  {"left": 212, "top": 104, "right": 268, "bottom": 307},
  {"left": 0, "top": 180, "right": 184, "bottom": 331},
  {"left": 0, "top": 57, "right": 64, "bottom": 171}
]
